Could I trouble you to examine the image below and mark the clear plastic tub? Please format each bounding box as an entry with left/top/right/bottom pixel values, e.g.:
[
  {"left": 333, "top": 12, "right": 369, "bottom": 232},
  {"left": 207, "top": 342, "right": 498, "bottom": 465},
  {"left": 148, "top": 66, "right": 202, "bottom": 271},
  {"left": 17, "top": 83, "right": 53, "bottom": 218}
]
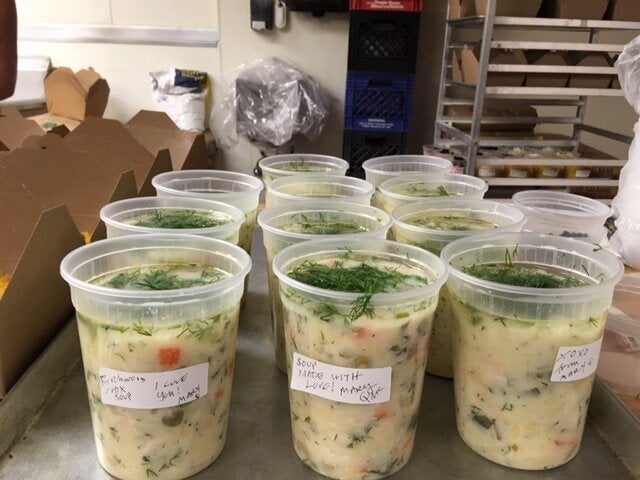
[
  {"left": 441, "top": 233, "right": 623, "bottom": 470},
  {"left": 152, "top": 170, "right": 263, "bottom": 253},
  {"left": 257, "top": 201, "right": 392, "bottom": 373},
  {"left": 376, "top": 173, "right": 488, "bottom": 214},
  {"left": 597, "top": 273, "right": 640, "bottom": 396},
  {"left": 60, "top": 234, "right": 251, "bottom": 480},
  {"left": 512, "top": 190, "right": 610, "bottom": 243},
  {"left": 100, "top": 196, "right": 245, "bottom": 244},
  {"left": 258, "top": 154, "right": 349, "bottom": 186},
  {"left": 362, "top": 154, "right": 453, "bottom": 188},
  {"left": 391, "top": 199, "right": 525, "bottom": 378},
  {"left": 273, "top": 238, "right": 447, "bottom": 480},
  {"left": 265, "top": 174, "right": 374, "bottom": 208}
]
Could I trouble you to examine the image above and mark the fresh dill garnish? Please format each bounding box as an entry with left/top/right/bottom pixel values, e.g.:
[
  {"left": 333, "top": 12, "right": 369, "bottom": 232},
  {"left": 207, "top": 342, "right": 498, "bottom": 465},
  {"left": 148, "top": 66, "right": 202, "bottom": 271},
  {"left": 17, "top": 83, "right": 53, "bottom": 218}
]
[
  {"left": 100, "top": 265, "right": 226, "bottom": 290},
  {"left": 408, "top": 214, "right": 498, "bottom": 231},
  {"left": 288, "top": 259, "right": 429, "bottom": 322},
  {"left": 346, "top": 424, "right": 374, "bottom": 448},
  {"left": 132, "top": 321, "right": 155, "bottom": 336},
  {"left": 400, "top": 184, "right": 451, "bottom": 197},
  {"left": 173, "top": 316, "right": 220, "bottom": 339},
  {"left": 131, "top": 209, "right": 228, "bottom": 229},
  {"left": 288, "top": 213, "right": 368, "bottom": 235},
  {"left": 462, "top": 257, "right": 585, "bottom": 289}
]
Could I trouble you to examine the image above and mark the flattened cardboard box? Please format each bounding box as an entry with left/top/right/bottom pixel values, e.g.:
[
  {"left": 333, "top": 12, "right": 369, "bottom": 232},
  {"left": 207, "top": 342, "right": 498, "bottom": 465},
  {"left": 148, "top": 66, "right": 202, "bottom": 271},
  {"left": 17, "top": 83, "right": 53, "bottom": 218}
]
[
  {"left": 566, "top": 52, "right": 613, "bottom": 89},
  {"left": 475, "top": 0, "right": 542, "bottom": 16},
  {"left": 607, "top": 0, "right": 640, "bottom": 22},
  {"left": 126, "top": 110, "right": 209, "bottom": 171},
  {"left": 0, "top": 177, "right": 82, "bottom": 397},
  {"left": 44, "top": 67, "right": 109, "bottom": 121},
  {"left": 542, "top": 0, "right": 608, "bottom": 20},
  {"left": 461, "top": 48, "right": 527, "bottom": 87},
  {"left": 524, "top": 52, "right": 569, "bottom": 88},
  {"left": 64, "top": 117, "right": 172, "bottom": 197},
  {"left": 3, "top": 133, "right": 137, "bottom": 242},
  {"left": 0, "top": 106, "right": 44, "bottom": 150}
]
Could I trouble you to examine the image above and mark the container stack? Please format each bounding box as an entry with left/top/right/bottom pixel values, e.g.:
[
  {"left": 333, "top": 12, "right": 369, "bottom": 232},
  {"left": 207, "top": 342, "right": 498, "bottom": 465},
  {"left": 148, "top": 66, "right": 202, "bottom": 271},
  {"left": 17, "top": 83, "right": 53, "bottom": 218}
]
[{"left": 343, "top": 1, "right": 422, "bottom": 177}]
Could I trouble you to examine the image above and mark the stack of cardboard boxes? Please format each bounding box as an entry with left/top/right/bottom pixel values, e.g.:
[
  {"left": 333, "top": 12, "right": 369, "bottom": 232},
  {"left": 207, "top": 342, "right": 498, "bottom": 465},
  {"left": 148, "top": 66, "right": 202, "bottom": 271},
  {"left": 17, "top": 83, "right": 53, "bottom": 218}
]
[{"left": 0, "top": 68, "right": 212, "bottom": 398}]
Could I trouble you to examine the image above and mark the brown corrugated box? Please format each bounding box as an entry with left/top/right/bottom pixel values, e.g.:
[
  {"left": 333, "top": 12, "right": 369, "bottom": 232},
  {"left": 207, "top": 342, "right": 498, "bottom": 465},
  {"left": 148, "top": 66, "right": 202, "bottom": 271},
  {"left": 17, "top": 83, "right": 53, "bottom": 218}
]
[
  {"left": 125, "top": 111, "right": 210, "bottom": 170},
  {"left": 44, "top": 67, "right": 110, "bottom": 121},
  {"left": 461, "top": 47, "right": 527, "bottom": 86},
  {"left": 607, "top": 0, "right": 640, "bottom": 21},
  {"left": 0, "top": 106, "right": 44, "bottom": 150},
  {"left": 541, "top": 0, "right": 608, "bottom": 19},
  {"left": 475, "top": 0, "right": 542, "bottom": 16},
  {"left": 524, "top": 51, "right": 569, "bottom": 88},
  {"left": 566, "top": 52, "right": 613, "bottom": 89},
  {"left": 445, "top": 104, "right": 538, "bottom": 131}
]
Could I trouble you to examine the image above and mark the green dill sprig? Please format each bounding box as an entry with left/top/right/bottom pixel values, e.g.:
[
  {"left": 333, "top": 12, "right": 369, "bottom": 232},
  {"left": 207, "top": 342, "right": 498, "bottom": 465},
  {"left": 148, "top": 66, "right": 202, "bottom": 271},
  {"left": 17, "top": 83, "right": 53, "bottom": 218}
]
[
  {"left": 133, "top": 209, "right": 228, "bottom": 229},
  {"left": 462, "top": 246, "right": 585, "bottom": 289},
  {"left": 402, "top": 184, "right": 451, "bottom": 197},
  {"left": 288, "top": 260, "right": 428, "bottom": 322},
  {"left": 103, "top": 266, "right": 225, "bottom": 291},
  {"left": 292, "top": 213, "right": 367, "bottom": 235}
]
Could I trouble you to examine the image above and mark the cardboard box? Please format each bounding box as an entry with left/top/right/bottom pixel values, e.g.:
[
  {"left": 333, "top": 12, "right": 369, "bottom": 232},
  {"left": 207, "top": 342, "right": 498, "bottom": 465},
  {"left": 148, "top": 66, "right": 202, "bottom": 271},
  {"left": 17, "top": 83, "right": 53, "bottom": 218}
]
[
  {"left": 64, "top": 117, "right": 172, "bottom": 196},
  {"left": 542, "top": 0, "right": 608, "bottom": 19},
  {"left": 44, "top": 67, "right": 110, "bottom": 121},
  {"left": 0, "top": 177, "right": 82, "bottom": 397},
  {"left": 445, "top": 104, "right": 538, "bottom": 131},
  {"left": 462, "top": 47, "right": 527, "bottom": 86},
  {"left": 28, "top": 112, "right": 81, "bottom": 132},
  {"left": 451, "top": 51, "right": 464, "bottom": 83},
  {"left": 475, "top": 0, "right": 542, "bottom": 16},
  {"left": 524, "top": 51, "right": 569, "bottom": 88},
  {"left": 0, "top": 106, "right": 44, "bottom": 150},
  {"left": 126, "top": 111, "right": 209, "bottom": 170},
  {"left": 607, "top": 0, "right": 640, "bottom": 21},
  {"left": 566, "top": 52, "right": 613, "bottom": 89},
  {"left": 2, "top": 133, "right": 137, "bottom": 242}
]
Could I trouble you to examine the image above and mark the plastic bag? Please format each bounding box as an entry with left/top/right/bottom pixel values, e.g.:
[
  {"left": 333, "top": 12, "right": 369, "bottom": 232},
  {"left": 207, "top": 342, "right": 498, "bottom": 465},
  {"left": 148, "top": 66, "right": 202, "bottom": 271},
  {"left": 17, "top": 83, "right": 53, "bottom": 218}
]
[
  {"left": 211, "top": 57, "right": 329, "bottom": 149},
  {"left": 610, "top": 36, "right": 640, "bottom": 268},
  {"left": 150, "top": 69, "right": 208, "bottom": 132}
]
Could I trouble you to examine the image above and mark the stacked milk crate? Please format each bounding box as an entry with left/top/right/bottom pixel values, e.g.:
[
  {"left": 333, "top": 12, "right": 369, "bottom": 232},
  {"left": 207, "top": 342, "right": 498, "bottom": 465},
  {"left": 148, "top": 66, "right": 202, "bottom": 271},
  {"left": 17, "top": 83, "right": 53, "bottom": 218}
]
[{"left": 342, "top": 0, "right": 422, "bottom": 178}]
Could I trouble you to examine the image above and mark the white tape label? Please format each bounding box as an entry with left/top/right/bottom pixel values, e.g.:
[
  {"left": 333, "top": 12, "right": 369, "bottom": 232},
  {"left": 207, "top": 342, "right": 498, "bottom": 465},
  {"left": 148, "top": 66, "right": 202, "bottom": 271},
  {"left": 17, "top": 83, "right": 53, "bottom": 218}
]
[
  {"left": 99, "top": 363, "right": 208, "bottom": 409},
  {"left": 550, "top": 337, "right": 603, "bottom": 382},
  {"left": 290, "top": 352, "right": 391, "bottom": 404}
]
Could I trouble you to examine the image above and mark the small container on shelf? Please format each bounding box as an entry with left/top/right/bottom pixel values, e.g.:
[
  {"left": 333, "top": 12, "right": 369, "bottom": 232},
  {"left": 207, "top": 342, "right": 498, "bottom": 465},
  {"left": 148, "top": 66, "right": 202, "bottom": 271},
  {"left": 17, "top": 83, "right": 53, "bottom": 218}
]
[
  {"left": 504, "top": 165, "right": 533, "bottom": 178},
  {"left": 565, "top": 166, "right": 592, "bottom": 179},
  {"left": 533, "top": 165, "right": 564, "bottom": 178},
  {"left": 476, "top": 164, "right": 505, "bottom": 178}
]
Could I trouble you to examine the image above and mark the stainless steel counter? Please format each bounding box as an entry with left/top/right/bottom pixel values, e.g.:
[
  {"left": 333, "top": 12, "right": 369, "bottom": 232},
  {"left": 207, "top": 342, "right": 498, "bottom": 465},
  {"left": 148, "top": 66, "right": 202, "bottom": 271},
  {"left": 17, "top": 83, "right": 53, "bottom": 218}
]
[{"left": 0, "top": 230, "right": 637, "bottom": 480}]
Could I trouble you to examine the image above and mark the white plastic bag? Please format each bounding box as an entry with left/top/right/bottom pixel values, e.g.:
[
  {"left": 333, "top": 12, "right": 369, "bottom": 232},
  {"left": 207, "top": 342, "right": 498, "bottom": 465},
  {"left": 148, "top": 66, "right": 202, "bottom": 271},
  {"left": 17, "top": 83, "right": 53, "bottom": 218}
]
[
  {"left": 150, "top": 69, "right": 208, "bottom": 132},
  {"left": 210, "top": 57, "right": 329, "bottom": 150},
  {"left": 610, "top": 36, "right": 640, "bottom": 268}
]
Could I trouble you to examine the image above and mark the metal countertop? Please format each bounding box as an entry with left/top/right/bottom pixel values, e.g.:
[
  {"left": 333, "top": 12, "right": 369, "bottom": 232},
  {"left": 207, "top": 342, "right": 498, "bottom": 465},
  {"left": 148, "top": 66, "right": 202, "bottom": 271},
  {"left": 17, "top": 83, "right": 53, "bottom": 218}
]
[{"left": 0, "top": 230, "right": 636, "bottom": 480}]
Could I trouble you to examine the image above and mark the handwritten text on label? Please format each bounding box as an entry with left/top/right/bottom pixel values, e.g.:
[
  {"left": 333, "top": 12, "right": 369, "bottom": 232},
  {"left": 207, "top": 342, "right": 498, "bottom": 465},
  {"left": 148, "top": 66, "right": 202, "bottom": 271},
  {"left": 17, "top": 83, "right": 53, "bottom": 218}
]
[{"left": 550, "top": 337, "right": 603, "bottom": 382}]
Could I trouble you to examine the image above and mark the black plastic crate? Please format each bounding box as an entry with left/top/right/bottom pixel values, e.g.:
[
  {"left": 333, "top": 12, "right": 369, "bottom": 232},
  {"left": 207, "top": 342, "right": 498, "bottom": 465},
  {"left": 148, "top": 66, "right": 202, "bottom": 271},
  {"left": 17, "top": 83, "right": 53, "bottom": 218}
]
[
  {"left": 345, "top": 71, "right": 414, "bottom": 132},
  {"left": 348, "top": 11, "right": 420, "bottom": 73},
  {"left": 342, "top": 130, "right": 409, "bottom": 178}
]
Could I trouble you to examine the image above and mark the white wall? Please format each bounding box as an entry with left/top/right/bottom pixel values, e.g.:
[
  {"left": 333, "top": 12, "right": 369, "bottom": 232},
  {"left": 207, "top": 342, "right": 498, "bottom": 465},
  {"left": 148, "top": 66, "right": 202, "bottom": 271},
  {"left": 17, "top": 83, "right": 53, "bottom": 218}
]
[
  {"left": 16, "top": 0, "right": 221, "bottom": 122},
  {"left": 215, "top": 0, "right": 350, "bottom": 174}
]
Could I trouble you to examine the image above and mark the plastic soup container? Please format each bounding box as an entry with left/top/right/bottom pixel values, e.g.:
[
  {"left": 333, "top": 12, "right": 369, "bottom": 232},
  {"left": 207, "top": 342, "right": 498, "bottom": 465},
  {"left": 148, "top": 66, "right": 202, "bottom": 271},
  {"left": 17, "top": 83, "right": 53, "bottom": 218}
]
[
  {"left": 362, "top": 155, "right": 453, "bottom": 189},
  {"left": 259, "top": 154, "right": 349, "bottom": 185},
  {"left": 273, "top": 239, "right": 447, "bottom": 480},
  {"left": 100, "top": 196, "right": 245, "bottom": 244},
  {"left": 266, "top": 174, "right": 374, "bottom": 208},
  {"left": 258, "top": 201, "right": 392, "bottom": 373},
  {"left": 441, "top": 233, "right": 623, "bottom": 470},
  {"left": 152, "top": 170, "right": 263, "bottom": 253},
  {"left": 363, "top": 155, "right": 453, "bottom": 208},
  {"left": 512, "top": 190, "right": 610, "bottom": 243},
  {"left": 60, "top": 234, "right": 251, "bottom": 480},
  {"left": 377, "top": 173, "right": 488, "bottom": 214},
  {"left": 391, "top": 200, "right": 525, "bottom": 378}
]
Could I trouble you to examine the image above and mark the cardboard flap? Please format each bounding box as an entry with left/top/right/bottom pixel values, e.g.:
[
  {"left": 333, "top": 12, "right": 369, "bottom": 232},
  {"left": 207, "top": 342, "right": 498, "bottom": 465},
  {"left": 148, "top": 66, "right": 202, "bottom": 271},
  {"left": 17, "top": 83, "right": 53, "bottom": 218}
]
[
  {"left": 0, "top": 204, "right": 82, "bottom": 396},
  {"left": 0, "top": 106, "right": 45, "bottom": 150},
  {"left": 0, "top": 140, "right": 137, "bottom": 237},
  {"left": 65, "top": 117, "right": 172, "bottom": 195},
  {"left": 127, "top": 110, "right": 179, "bottom": 131},
  {"left": 75, "top": 68, "right": 101, "bottom": 91},
  {"left": 125, "top": 110, "right": 209, "bottom": 170},
  {"left": 20, "top": 132, "right": 65, "bottom": 150}
]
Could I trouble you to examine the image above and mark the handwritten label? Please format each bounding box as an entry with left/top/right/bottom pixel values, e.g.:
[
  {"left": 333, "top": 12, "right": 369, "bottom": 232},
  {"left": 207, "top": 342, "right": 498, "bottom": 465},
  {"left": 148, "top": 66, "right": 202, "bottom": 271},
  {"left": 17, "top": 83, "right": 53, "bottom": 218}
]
[
  {"left": 99, "top": 363, "right": 208, "bottom": 409},
  {"left": 290, "top": 352, "right": 391, "bottom": 404},
  {"left": 550, "top": 338, "right": 602, "bottom": 382}
]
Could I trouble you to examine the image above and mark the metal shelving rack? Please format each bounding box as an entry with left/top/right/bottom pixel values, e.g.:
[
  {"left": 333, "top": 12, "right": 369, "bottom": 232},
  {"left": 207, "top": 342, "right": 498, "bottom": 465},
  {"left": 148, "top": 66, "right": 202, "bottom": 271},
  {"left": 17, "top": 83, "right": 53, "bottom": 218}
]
[{"left": 433, "top": 0, "right": 639, "bottom": 196}]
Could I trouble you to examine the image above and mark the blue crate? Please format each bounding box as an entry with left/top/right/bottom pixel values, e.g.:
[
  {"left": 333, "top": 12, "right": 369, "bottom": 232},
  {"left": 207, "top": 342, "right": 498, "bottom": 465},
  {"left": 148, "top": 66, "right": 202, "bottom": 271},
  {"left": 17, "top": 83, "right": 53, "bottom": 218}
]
[
  {"left": 344, "top": 72, "right": 414, "bottom": 133},
  {"left": 342, "top": 129, "right": 409, "bottom": 178}
]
